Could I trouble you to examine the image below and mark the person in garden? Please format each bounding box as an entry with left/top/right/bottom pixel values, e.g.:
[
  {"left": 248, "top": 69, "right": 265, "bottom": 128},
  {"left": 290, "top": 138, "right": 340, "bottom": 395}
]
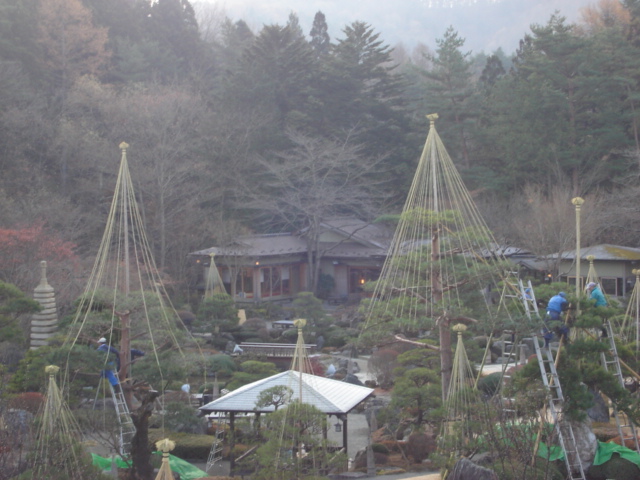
[
  {"left": 543, "top": 291, "right": 569, "bottom": 347},
  {"left": 97, "top": 337, "right": 121, "bottom": 391},
  {"left": 586, "top": 282, "right": 607, "bottom": 307},
  {"left": 587, "top": 282, "right": 610, "bottom": 337}
]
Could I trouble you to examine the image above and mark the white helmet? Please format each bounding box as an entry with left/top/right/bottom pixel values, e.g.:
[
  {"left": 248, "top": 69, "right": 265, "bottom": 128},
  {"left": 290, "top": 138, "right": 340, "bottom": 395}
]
[{"left": 98, "top": 337, "right": 107, "bottom": 343}]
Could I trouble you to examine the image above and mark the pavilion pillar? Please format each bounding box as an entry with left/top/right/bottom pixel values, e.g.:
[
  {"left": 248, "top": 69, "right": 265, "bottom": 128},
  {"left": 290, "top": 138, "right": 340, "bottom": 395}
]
[
  {"left": 342, "top": 416, "right": 348, "bottom": 454},
  {"left": 229, "top": 412, "right": 236, "bottom": 474}
]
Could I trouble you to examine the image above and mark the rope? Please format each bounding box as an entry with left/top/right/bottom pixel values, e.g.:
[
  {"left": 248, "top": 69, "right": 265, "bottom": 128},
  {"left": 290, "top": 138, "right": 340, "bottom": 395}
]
[{"left": 59, "top": 144, "right": 209, "bottom": 444}]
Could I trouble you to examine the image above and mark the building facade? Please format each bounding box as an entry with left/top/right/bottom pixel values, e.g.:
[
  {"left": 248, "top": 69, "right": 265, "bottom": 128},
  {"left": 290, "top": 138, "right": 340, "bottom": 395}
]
[{"left": 189, "top": 218, "right": 393, "bottom": 303}]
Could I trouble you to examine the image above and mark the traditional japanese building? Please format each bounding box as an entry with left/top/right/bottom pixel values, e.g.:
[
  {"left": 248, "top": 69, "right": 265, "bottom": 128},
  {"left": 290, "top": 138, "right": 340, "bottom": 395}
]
[{"left": 189, "top": 218, "right": 392, "bottom": 303}]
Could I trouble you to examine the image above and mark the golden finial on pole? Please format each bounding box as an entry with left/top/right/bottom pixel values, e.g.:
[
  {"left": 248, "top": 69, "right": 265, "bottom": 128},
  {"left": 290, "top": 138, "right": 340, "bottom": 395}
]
[
  {"left": 154, "top": 439, "right": 176, "bottom": 480},
  {"left": 453, "top": 323, "right": 467, "bottom": 335},
  {"left": 156, "top": 438, "right": 175, "bottom": 453},
  {"left": 426, "top": 113, "right": 439, "bottom": 128}
]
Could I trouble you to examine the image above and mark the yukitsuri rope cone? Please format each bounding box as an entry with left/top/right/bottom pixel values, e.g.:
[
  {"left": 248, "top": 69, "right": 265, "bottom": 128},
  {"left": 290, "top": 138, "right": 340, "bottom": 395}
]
[{"left": 31, "top": 365, "right": 98, "bottom": 479}]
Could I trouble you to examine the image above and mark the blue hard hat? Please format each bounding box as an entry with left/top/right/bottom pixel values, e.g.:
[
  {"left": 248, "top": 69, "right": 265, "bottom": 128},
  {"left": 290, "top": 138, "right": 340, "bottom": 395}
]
[{"left": 559, "top": 292, "right": 566, "bottom": 298}]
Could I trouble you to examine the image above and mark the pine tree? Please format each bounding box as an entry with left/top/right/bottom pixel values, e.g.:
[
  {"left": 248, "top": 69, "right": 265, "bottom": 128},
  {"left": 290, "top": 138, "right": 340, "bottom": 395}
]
[
  {"left": 421, "top": 27, "right": 475, "bottom": 168},
  {"left": 325, "top": 21, "right": 414, "bottom": 195}
]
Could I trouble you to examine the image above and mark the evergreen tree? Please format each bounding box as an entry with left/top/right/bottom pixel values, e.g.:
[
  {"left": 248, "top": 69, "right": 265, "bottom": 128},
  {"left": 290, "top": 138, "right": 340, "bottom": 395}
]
[
  {"left": 228, "top": 23, "right": 317, "bottom": 133},
  {"left": 476, "top": 14, "right": 635, "bottom": 195},
  {"left": 479, "top": 54, "right": 506, "bottom": 88},
  {"left": 326, "top": 21, "right": 414, "bottom": 196},
  {"left": 309, "top": 11, "right": 330, "bottom": 58},
  {"left": 286, "top": 12, "right": 304, "bottom": 39},
  {"left": 0, "top": 0, "right": 41, "bottom": 81},
  {"left": 421, "top": 27, "right": 475, "bottom": 168},
  {"left": 141, "top": 0, "right": 204, "bottom": 81}
]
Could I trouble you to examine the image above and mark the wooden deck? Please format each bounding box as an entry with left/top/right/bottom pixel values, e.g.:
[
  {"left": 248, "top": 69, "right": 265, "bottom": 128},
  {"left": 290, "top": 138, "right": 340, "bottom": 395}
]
[{"left": 238, "top": 342, "right": 316, "bottom": 357}]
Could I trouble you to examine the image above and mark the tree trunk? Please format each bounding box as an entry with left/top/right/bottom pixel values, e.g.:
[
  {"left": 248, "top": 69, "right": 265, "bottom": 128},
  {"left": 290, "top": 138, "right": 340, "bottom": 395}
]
[
  {"left": 432, "top": 226, "right": 452, "bottom": 402},
  {"left": 129, "top": 389, "right": 161, "bottom": 480}
]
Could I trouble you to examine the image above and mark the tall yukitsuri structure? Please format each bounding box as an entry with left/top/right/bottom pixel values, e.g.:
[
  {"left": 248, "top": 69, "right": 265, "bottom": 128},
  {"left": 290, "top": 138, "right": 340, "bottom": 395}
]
[{"left": 362, "top": 114, "right": 523, "bottom": 399}]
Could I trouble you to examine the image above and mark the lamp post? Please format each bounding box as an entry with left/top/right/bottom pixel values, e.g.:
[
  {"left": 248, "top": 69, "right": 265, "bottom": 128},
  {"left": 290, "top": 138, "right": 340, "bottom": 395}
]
[
  {"left": 634, "top": 269, "right": 640, "bottom": 346},
  {"left": 571, "top": 197, "right": 584, "bottom": 313}
]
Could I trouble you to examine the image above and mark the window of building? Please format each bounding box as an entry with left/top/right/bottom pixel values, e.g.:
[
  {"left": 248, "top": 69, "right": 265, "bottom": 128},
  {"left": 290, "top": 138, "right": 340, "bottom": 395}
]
[
  {"left": 234, "top": 268, "right": 253, "bottom": 298},
  {"left": 600, "top": 277, "right": 622, "bottom": 296},
  {"left": 260, "top": 266, "right": 291, "bottom": 297},
  {"left": 566, "top": 276, "right": 584, "bottom": 292}
]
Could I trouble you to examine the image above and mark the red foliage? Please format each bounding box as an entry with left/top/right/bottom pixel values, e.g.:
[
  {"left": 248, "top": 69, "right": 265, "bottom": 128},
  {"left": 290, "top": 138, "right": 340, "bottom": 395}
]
[
  {"left": 0, "top": 220, "right": 78, "bottom": 292},
  {"left": 8, "top": 392, "right": 45, "bottom": 415},
  {"left": 308, "top": 356, "right": 326, "bottom": 376},
  {"left": 0, "top": 220, "right": 76, "bottom": 269}
]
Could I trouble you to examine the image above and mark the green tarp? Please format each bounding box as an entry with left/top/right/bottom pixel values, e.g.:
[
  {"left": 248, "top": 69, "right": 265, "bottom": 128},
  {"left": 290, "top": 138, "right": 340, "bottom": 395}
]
[
  {"left": 91, "top": 452, "right": 208, "bottom": 479},
  {"left": 537, "top": 440, "right": 640, "bottom": 468},
  {"left": 593, "top": 441, "right": 640, "bottom": 468}
]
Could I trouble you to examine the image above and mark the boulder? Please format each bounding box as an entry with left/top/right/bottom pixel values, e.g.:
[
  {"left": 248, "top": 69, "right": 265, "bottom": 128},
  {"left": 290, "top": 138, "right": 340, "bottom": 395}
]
[
  {"left": 449, "top": 458, "right": 498, "bottom": 480},
  {"left": 568, "top": 417, "right": 598, "bottom": 470},
  {"left": 587, "top": 387, "right": 610, "bottom": 423}
]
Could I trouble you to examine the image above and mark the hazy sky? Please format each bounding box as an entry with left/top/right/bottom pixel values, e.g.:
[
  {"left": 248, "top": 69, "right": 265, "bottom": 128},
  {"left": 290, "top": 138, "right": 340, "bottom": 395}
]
[{"left": 203, "top": 0, "right": 594, "bottom": 54}]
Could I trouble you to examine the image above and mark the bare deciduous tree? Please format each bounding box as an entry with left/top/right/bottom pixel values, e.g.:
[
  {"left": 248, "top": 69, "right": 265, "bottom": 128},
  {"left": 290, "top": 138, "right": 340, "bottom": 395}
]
[
  {"left": 501, "top": 183, "right": 602, "bottom": 276},
  {"left": 240, "top": 129, "right": 388, "bottom": 294}
]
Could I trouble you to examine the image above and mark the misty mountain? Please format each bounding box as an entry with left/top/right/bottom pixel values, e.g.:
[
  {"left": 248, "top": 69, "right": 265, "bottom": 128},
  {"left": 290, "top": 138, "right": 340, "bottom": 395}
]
[{"left": 207, "top": 0, "right": 590, "bottom": 54}]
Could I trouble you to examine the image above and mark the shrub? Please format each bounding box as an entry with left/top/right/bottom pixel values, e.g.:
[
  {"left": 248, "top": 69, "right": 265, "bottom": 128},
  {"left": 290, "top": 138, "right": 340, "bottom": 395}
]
[
  {"left": 587, "top": 455, "right": 640, "bottom": 480},
  {"left": 477, "top": 372, "right": 502, "bottom": 397},
  {"left": 371, "top": 443, "right": 390, "bottom": 455},
  {"left": 148, "top": 429, "right": 213, "bottom": 460},
  {"left": 198, "top": 294, "right": 239, "bottom": 332},
  {"left": 368, "top": 349, "right": 399, "bottom": 388},
  {"left": 379, "top": 439, "right": 400, "bottom": 453},
  {"left": 231, "top": 443, "right": 251, "bottom": 458},
  {"left": 292, "top": 292, "right": 326, "bottom": 323},
  {"left": 406, "top": 432, "right": 435, "bottom": 463},
  {"left": 163, "top": 402, "right": 204, "bottom": 434}
]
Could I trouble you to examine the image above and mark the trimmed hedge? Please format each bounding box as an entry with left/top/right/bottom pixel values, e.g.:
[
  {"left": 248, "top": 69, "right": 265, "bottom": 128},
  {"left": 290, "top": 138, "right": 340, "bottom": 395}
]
[{"left": 148, "top": 429, "right": 214, "bottom": 460}]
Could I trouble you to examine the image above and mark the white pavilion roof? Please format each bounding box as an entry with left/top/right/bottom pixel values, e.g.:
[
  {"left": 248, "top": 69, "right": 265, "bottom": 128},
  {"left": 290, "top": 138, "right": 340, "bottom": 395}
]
[{"left": 199, "top": 370, "right": 374, "bottom": 415}]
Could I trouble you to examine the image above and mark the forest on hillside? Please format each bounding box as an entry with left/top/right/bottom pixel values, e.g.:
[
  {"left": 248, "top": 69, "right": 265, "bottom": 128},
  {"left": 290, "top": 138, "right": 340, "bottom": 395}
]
[{"left": 1, "top": 0, "right": 640, "bottom": 308}]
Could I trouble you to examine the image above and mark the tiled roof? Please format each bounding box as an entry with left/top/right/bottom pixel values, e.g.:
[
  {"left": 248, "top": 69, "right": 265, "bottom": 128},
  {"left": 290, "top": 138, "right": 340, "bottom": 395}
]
[
  {"left": 319, "top": 218, "right": 393, "bottom": 250},
  {"left": 553, "top": 244, "right": 640, "bottom": 261},
  {"left": 319, "top": 242, "right": 387, "bottom": 258},
  {"left": 199, "top": 370, "right": 374, "bottom": 415},
  {"left": 190, "top": 233, "right": 307, "bottom": 257},
  {"left": 189, "top": 218, "right": 393, "bottom": 259}
]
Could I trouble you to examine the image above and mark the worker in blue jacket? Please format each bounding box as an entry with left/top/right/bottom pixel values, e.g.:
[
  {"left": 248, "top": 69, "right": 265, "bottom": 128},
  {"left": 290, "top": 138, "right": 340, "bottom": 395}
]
[
  {"left": 543, "top": 292, "right": 569, "bottom": 347},
  {"left": 97, "top": 337, "right": 121, "bottom": 391}
]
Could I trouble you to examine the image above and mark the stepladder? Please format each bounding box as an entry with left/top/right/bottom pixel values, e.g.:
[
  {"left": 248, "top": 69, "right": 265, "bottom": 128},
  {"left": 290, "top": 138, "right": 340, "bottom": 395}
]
[
  {"left": 502, "top": 275, "right": 540, "bottom": 320},
  {"left": 533, "top": 335, "right": 586, "bottom": 480},
  {"left": 108, "top": 383, "right": 137, "bottom": 457},
  {"left": 206, "top": 413, "right": 227, "bottom": 472},
  {"left": 600, "top": 321, "right": 640, "bottom": 453}
]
